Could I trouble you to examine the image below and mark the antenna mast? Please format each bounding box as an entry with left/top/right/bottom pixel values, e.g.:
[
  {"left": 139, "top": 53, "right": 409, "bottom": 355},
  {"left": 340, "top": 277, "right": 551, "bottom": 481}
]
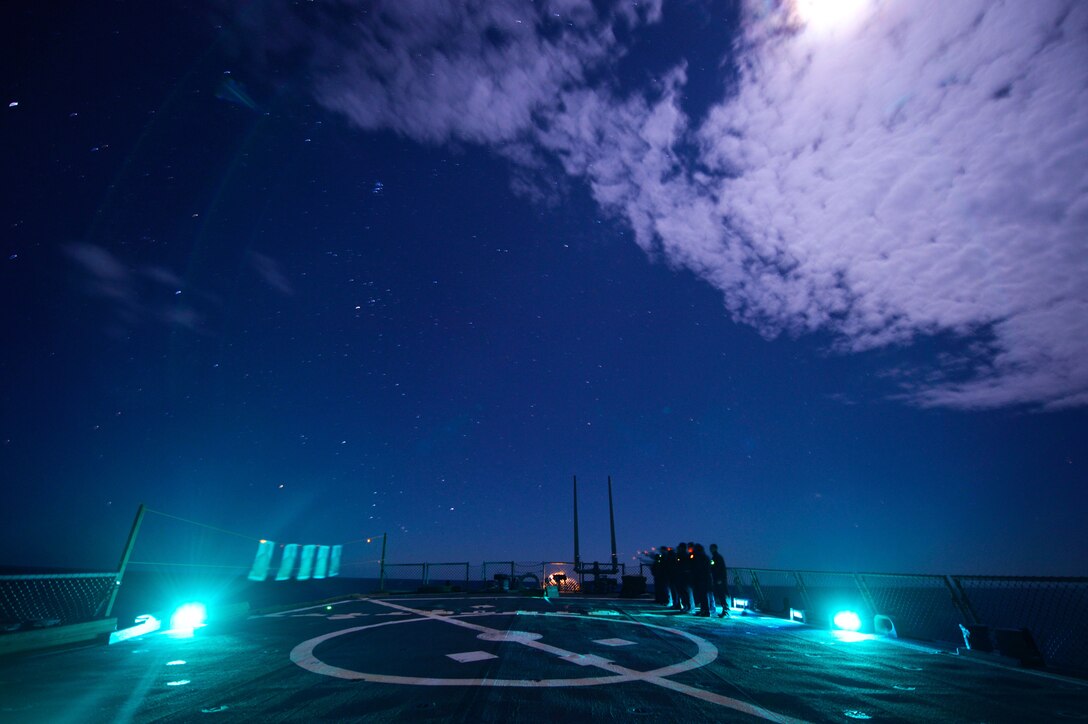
[
  {"left": 572, "top": 474, "right": 581, "bottom": 572},
  {"left": 607, "top": 475, "right": 618, "bottom": 572}
]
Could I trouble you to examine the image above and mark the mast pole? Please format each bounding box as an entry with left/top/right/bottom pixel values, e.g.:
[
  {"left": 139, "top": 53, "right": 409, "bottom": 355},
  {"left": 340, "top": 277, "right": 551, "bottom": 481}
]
[
  {"left": 573, "top": 475, "right": 581, "bottom": 573},
  {"left": 379, "top": 532, "right": 388, "bottom": 592},
  {"left": 607, "top": 476, "right": 618, "bottom": 572}
]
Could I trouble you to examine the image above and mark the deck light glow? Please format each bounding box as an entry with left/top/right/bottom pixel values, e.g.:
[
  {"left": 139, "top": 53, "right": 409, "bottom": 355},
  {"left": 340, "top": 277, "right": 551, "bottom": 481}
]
[
  {"left": 108, "top": 613, "right": 161, "bottom": 644},
  {"left": 832, "top": 610, "right": 862, "bottom": 631},
  {"left": 170, "top": 602, "right": 207, "bottom": 633}
]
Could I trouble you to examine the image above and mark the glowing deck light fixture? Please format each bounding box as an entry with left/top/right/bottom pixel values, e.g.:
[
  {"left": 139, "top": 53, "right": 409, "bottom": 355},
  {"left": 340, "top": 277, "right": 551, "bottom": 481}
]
[
  {"left": 832, "top": 610, "right": 862, "bottom": 632},
  {"left": 297, "top": 544, "right": 317, "bottom": 581},
  {"left": 314, "top": 545, "right": 330, "bottom": 579},
  {"left": 170, "top": 602, "right": 207, "bottom": 633},
  {"left": 248, "top": 539, "right": 276, "bottom": 581},
  {"left": 108, "top": 613, "right": 161, "bottom": 644},
  {"left": 329, "top": 545, "right": 342, "bottom": 577},
  {"left": 276, "top": 543, "right": 299, "bottom": 581}
]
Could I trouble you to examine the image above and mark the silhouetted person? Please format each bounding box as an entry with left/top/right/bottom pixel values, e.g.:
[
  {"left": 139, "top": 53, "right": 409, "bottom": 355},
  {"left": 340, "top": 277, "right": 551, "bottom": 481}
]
[
  {"left": 691, "top": 543, "right": 712, "bottom": 616},
  {"left": 659, "top": 546, "right": 676, "bottom": 607},
  {"left": 671, "top": 542, "right": 689, "bottom": 611},
  {"left": 676, "top": 542, "right": 696, "bottom": 613},
  {"left": 710, "top": 543, "right": 729, "bottom": 618},
  {"left": 650, "top": 546, "right": 672, "bottom": 605}
]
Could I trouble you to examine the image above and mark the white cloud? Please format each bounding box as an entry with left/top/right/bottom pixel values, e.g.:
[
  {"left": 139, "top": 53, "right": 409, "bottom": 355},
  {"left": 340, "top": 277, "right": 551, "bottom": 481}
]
[
  {"left": 307, "top": 0, "right": 661, "bottom": 145},
  {"left": 248, "top": 251, "right": 294, "bottom": 296},
  {"left": 253, "top": 0, "right": 1088, "bottom": 410},
  {"left": 65, "top": 243, "right": 210, "bottom": 333},
  {"left": 690, "top": 0, "right": 1088, "bottom": 408}
]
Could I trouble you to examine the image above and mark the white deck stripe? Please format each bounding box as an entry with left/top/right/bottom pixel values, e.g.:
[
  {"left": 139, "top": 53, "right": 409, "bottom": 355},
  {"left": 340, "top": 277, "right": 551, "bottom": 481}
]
[{"left": 289, "top": 599, "right": 807, "bottom": 722}]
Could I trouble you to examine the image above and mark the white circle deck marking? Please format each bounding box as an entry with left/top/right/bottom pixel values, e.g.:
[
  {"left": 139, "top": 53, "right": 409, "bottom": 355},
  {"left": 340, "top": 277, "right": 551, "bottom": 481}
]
[
  {"left": 477, "top": 630, "right": 543, "bottom": 643},
  {"left": 291, "top": 609, "right": 714, "bottom": 687},
  {"left": 289, "top": 599, "right": 807, "bottom": 723}
]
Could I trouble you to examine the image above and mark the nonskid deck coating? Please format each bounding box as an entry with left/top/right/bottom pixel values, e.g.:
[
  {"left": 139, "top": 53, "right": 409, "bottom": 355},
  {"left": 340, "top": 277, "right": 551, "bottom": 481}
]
[{"left": 1, "top": 595, "right": 1085, "bottom": 722}]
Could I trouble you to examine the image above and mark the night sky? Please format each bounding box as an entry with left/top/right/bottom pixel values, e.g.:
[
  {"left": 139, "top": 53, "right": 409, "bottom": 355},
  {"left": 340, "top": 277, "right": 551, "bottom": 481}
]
[{"left": 2, "top": 1, "right": 1086, "bottom": 577}]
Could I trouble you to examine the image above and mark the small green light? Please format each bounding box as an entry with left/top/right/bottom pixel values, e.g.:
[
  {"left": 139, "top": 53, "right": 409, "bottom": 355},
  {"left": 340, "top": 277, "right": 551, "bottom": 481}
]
[{"left": 326, "top": 605, "right": 332, "bottom": 611}]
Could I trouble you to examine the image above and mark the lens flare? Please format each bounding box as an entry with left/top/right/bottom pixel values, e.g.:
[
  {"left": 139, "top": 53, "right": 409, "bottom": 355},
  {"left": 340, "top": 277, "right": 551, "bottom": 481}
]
[
  {"left": 170, "top": 602, "right": 207, "bottom": 632},
  {"left": 832, "top": 610, "right": 862, "bottom": 631}
]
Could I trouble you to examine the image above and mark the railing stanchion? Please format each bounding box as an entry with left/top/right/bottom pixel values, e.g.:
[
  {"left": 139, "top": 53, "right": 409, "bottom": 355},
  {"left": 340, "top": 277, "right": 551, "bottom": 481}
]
[
  {"left": 378, "top": 532, "right": 387, "bottom": 592},
  {"left": 105, "top": 503, "right": 145, "bottom": 618}
]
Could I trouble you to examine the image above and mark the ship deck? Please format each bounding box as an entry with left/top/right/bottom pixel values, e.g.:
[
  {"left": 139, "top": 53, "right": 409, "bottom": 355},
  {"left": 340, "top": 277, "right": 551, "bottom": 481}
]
[{"left": 1, "top": 595, "right": 1085, "bottom": 722}]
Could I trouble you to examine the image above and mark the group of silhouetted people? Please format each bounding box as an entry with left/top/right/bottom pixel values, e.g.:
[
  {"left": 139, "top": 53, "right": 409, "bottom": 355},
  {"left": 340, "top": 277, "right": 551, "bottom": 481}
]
[{"left": 647, "top": 542, "right": 730, "bottom": 617}]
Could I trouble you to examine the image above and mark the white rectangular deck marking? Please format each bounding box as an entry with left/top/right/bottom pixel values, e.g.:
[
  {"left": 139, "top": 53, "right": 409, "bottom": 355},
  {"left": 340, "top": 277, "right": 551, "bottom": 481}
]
[
  {"left": 447, "top": 651, "right": 498, "bottom": 663},
  {"left": 559, "top": 653, "right": 613, "bottom": 667},
  {"left": 593, "top": 638, "right": 636, "bottom": 647}
]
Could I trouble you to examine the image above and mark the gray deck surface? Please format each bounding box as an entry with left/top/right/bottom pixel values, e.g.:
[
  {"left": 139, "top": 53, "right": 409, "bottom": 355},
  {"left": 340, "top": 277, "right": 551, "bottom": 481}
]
[{"left": 1, "top": 595, "right": 1085, "bottom": 722}]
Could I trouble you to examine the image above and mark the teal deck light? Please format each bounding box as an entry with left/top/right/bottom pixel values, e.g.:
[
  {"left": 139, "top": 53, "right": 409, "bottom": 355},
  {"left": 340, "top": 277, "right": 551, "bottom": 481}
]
[
  {"left": 170, "top": 602, "right": 207, "bottom": 633},
  {"left": 832, "top": 610, "right": 862, "bottom": 632}
]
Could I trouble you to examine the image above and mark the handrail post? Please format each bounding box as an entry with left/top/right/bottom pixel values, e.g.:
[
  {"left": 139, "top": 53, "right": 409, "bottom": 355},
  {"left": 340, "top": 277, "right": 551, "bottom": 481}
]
[
  {"left": 105, "top": 503, "right": 145, "bottom": 618},
  {"left": 793, "top": 570, "right": 811, "bottom": 611},
  {"left": 854, "top": 573, "right": 878, "bottom": 615},
  {"left": 946, "top": 575, "right": 980, "bottom": 625},
  {"left": 749, "top": 569, "right": 767, "bottom": 612},
  {"left": 378, "top": 532, "right": 388, "bottom": 592}
]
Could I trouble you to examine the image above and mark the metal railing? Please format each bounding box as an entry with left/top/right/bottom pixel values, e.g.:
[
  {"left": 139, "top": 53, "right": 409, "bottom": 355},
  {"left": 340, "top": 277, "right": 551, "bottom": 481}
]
[
  {"left": 6, "top": 557, "right": 1083, "bottom": 677},
  {"left": 710, "top": 567, "right": 1087, "bottom": 675},
  {"left": 382, "top": 561, "right": 625, "bottom": 593},
  {"left": 950, "top": 574, "right": 1087, "bottom": 674},
  {"left": 0, "top": 572, "right": 118, "bottom": 629},
  {"left": 382, "top": 562, "right": 471, "bottom": 589}
]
